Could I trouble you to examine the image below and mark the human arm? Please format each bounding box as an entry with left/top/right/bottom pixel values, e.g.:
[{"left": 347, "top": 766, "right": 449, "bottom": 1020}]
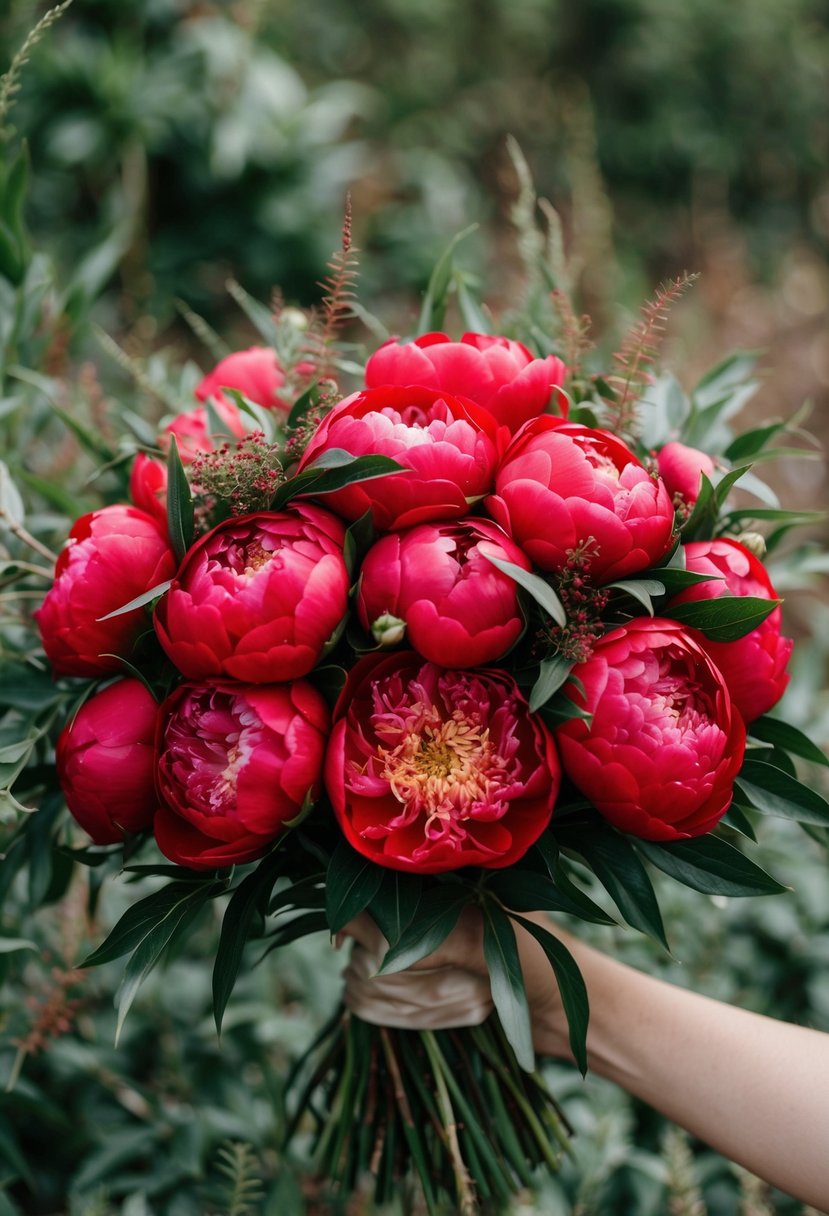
[{"left": 344, "top": 912, "right": 829, "bottom": 1208}]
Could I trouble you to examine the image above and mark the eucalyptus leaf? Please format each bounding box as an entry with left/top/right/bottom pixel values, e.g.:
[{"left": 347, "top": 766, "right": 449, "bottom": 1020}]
[
  {"left": 97, "top": 579, "right": 173, "bottom": 621},
  {"left": 529, "top": 656, "right": 573, "bottom": 711}
]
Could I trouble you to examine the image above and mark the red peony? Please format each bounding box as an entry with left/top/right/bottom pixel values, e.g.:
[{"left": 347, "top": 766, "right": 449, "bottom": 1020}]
[
  {"left": 487, "top": 418, "right": 675, "bottom": 583},
  {"left": 657, "top": 441, "right": 716, "bottom": 509},
  {"left": 56, "top": 678, "right": 159, "bottom": 844},
  {"left": 297, "top": 385, "right": 499, "bottom": 531},
  {"left": 325, "top": 652, "right": 560, "bottom": 873},
  {"left": 155, "top": 680, "right": 329, "bottom": 869},
  {"left": 154, "top": 505, "right": 349, "bottom": 683},
  {"left": 129, "top": 452, "right": 168, "bottom": 525},
  {"left": 196, "top": 346, "right": 289, "bottom": 412},
  {"left": 35, "top": 505, "right": 177, "bottom": 678},
  {"left": 356, "top": 518, "right": 529, "bottom": 667},
  {"left": 365, "top": 331, "right": 567, "bottom": 433},
  {"left": 161, "top": 395, "right": 247, "bottom": 463},
  {"left": 668, "top": 538, "right": 793, "bottom": 721},
  {"left": 556, "top": 618, "right": 746, "bottom": 841}
]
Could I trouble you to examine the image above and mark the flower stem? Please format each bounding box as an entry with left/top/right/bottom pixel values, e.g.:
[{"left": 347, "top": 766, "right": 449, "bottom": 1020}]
[{"left": 422, "top": 1029, "right": 478, "bottom": 1216}]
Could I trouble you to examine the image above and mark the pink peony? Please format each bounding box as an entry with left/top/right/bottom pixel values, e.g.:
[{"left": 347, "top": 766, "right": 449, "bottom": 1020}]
[
  {"left": 154, "top": 505, "right": 349, "bottom": 683},
  {"left": 296, "top": 385, "right": 499, "bottom": 531},
  {"left": 35, "top": 505, "right": 177, "bottom": 678},
  {"left": 556, "top": 618, "right": 746, "bottom": 841},
  {"left": 154, "top": 680, "right": 329, "bottom": 869},
  {"left": 487, "top": 418, "right": 675, "bottom": 583},
  {"left": 161, "top": 394, "right": 247, "bottom": 464},
  {"left": 657, "top": 441, "right": 716, "bottom": 508},
  {"left": 129, "top": 452, "right": 168, "bottom": 525},
  {"left": 365, "top": 331, "right": 567, "bottom": 433},
  {"left": 196, "top": 346, "right": 289, "bottom": 412},
  {"left": 325, "top": 652, "right": 561, "bottom": 873},
  {"left": 56, "top": 678, "right": 159, "bottom": 844},
  {"left": 668, "top": 538, "right": 792, "bottom": 721},
  {"left": 356, "top": 518, "right": 530, "bottom": 667}
]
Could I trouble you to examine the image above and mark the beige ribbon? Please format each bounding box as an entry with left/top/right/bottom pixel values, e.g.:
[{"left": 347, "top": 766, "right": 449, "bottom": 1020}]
[{"left": 341, "top": 937, "right": 494, "bottom": 1030}]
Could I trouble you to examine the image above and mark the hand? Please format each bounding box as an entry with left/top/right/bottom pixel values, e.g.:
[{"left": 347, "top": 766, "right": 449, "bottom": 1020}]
[{"left": 342, "top": 908, "right": 575, "bottom": 1056}]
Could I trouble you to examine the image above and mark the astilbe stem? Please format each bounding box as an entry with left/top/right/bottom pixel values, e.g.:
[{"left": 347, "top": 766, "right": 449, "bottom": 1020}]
[{"left": 602, "top": 272, "right": 699, "bottom": 439}]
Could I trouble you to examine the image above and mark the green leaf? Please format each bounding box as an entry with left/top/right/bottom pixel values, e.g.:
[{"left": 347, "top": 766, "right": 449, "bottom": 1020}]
[
  {"left": 417, "top": 223, "right": 478, "bottom": 333},
  {"left": 720, "top": 803, "right": 758, "bottom": 840},
  {"left": 325, "top": 839, "right": 384, "bottom": 935},
  {"left": 561, "top": 824, "right": 668, "bottom": 948},
  {"left": 368, "top": 871, "right": 422, "bottom": 947},
  {"left": 0, "top": 937, "right": 36, "bottom": 954},
  {"left": 529, "top": 656, "right": 573, "bottom": 712},
  {"left": 97, "top": 578, "right": 173, "bottom": 621},
  {"left": 667, "top": 595, "right": 778, "bottom": 642},
  {"left": 724, "top": 420, "right": 787, "bottom": 462},
  {"left": 115, "top": 884, "right": 216, "bottom": 1042},
  {"left": 287, "top": 380, "right": 324, "bottom": 431},
  {"left": 509, "top": 913, "right": 589, "bottom": 1074},
  {"left": 481, "top": 553, "right": 566, "bottom": 626},
  {"left": 456, "top": 278, "right": 490, "bottom": 334},
  {"left": 749, "top": 717, "right": 829, "bottom": 768},
  {"left": 271, "top": 451, "right": 405, "bottom": 510},
  {"left": 165, "top": 435, "right": 194, "bottom": 562},
  {"left": 607, "top": 578, "right": 666, "bottom": 615},
  {"left": 379, "top": 885, "right": 469, "bottom": 974},
  {"left": 213, "top": 855, "right": 282, "bottom": 1033},
  {"left": 482, "top": 903, "right": 534, "bottom": 1072},
  {"left": 485, "top": 868, "right": 614, "bottom": 924},
  {"left": 82, "top": 880, "right": 222, "bottom": 967},
  {"left": 650, "top": 568, "right": 719, "bottom": 595},
  {"left": 636, "top": 835, "right": 786, "bottom": 896},
  {"left": 735, "top": 759, "right": 829, "bottom": 826}
]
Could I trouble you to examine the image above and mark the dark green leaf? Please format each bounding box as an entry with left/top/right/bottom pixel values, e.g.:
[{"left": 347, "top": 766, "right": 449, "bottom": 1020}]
[
  {"left": 368, "top": 871, "right": 422, "bottom": 947},
  {"left": 258, "top": 911, "right": 329, "bottom": 957},
  {"left": 725, "top": 420, "right": 787, "bottom": 462},
  {"left": 650, "top": 568, "right": 719, "bottom": 595},
  {"left": 325, "top": 839, "right": 384, "bottom": 935},
  {"left": 271, "top": 451, "right": 405, "bottom": 510},
  {"left": 379, "top": 885, "right": 469, "bottom": 974},
  {"left": 213, "top": 855, "right": 282, "bottom": 1033},
  {"left": 287, "top": 379, "right": 324, "bottom": 430},
  {"left": 529, "top": 656, "right": 573, "bottom": 712},
  {"left": 736, "top": 760, "right": 829, "bottom": 826},
  {"left": 82, "top": 881, "right": 222, "bottom": 967},
  {"left": 561, "top": 824, "right": 668, "bottom": 948},
  {"left": 636, "top": 835, "right": 786, "bottom": 896},
  {"left": 485, "top": 869, "right": 614, "bottom": 924},
  {"left": 482, "top": 903, "right": 534, "bottom": 1072},
  {"left": 720, "top": 803, "right": 758, "bottom": 840},
  {"left": 667, "top": 595, "right": 778, "bottom": 642},
  {"left": 749, "top": 717, "right": 829, "bottom": 768},
  {"left": 481, "top": 553, "right": 566, "bottom": 626},
  {"left": 509, "top": 913, "right": 589, "bottom": 1074},
  {"left": 116, "top": 885, "right": 216, "bottom": 1041},
  {"left": 165, "top": 435, "right": 194, "bottom": 562}
]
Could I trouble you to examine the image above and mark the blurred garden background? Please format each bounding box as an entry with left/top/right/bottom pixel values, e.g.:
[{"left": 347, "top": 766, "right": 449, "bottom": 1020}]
[{"left": 1, "top": 0, "right": 829, "bottom": 1212}]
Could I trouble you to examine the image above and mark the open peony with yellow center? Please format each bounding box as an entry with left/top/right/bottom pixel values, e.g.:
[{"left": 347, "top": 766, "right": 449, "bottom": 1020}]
[{"left": 325, "top": 652, "right": 561, "bottom": 873}]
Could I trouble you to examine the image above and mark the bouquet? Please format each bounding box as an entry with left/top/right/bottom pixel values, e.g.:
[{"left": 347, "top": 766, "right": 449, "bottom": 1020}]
[{"left": 5, "top": 203, "right": 828, "bottom": 1215}]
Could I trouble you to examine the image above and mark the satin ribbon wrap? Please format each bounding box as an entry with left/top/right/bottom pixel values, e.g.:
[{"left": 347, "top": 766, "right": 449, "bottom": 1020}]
[{"left": 342, "top": 939, "right": 494, "bottom": 1030}]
